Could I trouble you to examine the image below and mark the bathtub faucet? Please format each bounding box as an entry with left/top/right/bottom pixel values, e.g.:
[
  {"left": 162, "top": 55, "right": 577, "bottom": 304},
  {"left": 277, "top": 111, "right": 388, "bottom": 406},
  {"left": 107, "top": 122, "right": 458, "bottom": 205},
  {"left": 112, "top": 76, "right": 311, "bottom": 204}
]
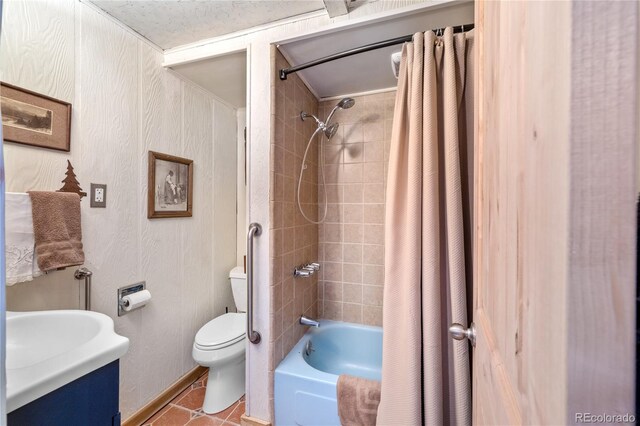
[{"left": 299, "top": 315, "right": 320, "bottom": 327}]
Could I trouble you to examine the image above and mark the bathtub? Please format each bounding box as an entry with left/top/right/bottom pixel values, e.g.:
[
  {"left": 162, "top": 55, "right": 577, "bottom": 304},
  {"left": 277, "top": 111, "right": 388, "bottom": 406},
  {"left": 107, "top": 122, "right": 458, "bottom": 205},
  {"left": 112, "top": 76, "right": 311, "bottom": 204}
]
[{"left": 274, "top": 320, "right": 382, "bottom": 426}]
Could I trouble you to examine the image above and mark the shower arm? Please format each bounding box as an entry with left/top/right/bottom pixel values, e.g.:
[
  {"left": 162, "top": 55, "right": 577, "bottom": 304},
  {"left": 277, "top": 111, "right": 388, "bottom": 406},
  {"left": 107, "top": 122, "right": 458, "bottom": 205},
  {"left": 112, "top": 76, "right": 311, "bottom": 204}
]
[{"left": 300, "top": 112, "right": 322, "bottom": 126}]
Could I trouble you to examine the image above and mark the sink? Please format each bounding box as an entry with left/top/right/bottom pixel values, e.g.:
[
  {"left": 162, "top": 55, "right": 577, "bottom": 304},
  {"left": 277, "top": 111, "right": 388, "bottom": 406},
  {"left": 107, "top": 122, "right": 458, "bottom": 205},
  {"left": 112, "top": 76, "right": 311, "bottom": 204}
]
[{"left": 6, "top": 310, "right": 129, "bottom": 412}]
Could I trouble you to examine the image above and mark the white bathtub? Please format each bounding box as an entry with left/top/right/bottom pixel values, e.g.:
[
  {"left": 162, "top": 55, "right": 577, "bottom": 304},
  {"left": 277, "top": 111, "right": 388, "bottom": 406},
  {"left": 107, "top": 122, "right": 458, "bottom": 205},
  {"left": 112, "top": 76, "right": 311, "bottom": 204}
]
[{"left": 274, "top": 320, "right": 382, "bottom": 426}]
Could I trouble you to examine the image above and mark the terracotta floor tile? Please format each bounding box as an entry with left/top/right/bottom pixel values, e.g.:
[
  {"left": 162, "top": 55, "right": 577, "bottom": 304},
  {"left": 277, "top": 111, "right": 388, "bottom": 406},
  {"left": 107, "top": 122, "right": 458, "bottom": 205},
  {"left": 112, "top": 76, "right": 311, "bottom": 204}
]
[
  {"left": 143, "top": 367, "right": 245, "bottom": 426},
  {"left": 175, "top": 387, "right": 207, "bottom": 411},
  {"left": 186, "top": 415, "right": 225, "bottom": 426},
  {"left": 194, "top": 371, "right": 208, "bottom": 387},
  {"left": 174, "top": 384, "right": 195, "bottom": 403},
  {"left": 225, "top": 402, "right": 245, "bottom": 425},
  {"left": 151, "top": 406, "right": 192, "bottom": 426},
  {"left": 210, "top": 400, "right": 239, "bottom": 420}
]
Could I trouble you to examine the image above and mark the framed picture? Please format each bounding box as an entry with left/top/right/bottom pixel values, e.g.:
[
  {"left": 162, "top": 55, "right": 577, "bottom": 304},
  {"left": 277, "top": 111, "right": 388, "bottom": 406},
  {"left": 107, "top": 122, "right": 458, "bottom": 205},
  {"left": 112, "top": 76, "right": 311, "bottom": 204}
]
[
  {"left": 148, "top": 151, "right": 193, "bottom": 219},
  {"left": 1, "top": 82, "right": 72, "bottom": 152}
]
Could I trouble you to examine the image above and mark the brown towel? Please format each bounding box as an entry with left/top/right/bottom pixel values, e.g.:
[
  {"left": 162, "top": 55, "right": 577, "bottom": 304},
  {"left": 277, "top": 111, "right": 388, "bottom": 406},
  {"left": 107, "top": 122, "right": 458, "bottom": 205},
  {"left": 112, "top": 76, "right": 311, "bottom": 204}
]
[
  {"left": 28, "top": 191, "right": 84, "bottom": 271},
  {"left": 337, "top": 375, "right": 381, "bottom": 426}
]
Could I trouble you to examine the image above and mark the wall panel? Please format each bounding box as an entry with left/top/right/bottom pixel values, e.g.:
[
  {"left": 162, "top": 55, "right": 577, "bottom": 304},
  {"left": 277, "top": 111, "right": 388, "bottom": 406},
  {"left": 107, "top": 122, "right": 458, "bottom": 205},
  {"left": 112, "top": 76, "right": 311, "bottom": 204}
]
[
  {"left": 0, "top": 0, "right": 75, "bottom": 197},
  {"left": 1, "top": 1, "right": 239, "bottom": 419},
  {"left": 213, "top": 101, "right": 239, "bottom": 317},
  {"left": 137, "top": 42, "right": 184, "bottom": 407}
]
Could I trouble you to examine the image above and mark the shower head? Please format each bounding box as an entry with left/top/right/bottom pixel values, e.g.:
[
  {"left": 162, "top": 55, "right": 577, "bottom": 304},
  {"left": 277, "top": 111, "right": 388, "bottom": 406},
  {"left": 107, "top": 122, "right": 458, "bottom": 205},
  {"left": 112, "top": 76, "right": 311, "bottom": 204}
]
[
  {"left": 326, "top": 97, "right": 356, "bottom": 124},
  {"left": 337, "top": 97, "right": 355, "bottom": 109},
  {"left": 324, "top": 123, "right": 339, "bottom": 139}
]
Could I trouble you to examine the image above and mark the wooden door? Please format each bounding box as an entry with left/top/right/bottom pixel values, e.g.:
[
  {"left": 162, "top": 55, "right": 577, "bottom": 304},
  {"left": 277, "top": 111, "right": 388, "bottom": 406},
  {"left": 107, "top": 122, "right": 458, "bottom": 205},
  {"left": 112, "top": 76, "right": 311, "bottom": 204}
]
[{"left": 473, "top": 1, "right": 638, "bottom": 424}]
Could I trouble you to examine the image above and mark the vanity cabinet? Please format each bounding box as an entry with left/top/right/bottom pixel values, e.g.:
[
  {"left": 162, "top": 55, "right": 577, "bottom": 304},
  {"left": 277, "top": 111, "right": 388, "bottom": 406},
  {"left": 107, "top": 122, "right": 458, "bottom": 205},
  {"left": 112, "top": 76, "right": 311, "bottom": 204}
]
[{"left": 8, "top": 361, "right": 121, "bottom": 426}]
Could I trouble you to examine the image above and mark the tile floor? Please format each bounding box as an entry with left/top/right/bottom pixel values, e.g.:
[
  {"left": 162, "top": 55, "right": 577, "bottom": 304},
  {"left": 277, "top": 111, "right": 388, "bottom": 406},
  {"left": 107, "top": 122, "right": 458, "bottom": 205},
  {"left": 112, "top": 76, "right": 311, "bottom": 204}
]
[{"left": 143, "top": 370, "right": 245, "bottom": 426}]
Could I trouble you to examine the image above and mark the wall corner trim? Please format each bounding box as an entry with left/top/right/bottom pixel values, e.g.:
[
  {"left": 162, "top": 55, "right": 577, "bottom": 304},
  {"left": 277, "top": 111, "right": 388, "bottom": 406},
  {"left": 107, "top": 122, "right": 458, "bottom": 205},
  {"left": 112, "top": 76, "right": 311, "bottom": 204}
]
[{"left": 240, "top": 414, "right": 272, "bottom": 426}]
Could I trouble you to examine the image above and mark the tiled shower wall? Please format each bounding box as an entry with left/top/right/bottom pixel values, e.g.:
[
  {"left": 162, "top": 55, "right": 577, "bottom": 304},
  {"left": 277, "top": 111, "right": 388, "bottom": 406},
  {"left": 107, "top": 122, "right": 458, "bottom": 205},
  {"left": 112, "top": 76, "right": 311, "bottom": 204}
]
[
  {"left": 270, "top": 49, "right": 320, "bottom": 374},
  {"left": 317, "top": 91, "right": 396, "bottom": 326}
]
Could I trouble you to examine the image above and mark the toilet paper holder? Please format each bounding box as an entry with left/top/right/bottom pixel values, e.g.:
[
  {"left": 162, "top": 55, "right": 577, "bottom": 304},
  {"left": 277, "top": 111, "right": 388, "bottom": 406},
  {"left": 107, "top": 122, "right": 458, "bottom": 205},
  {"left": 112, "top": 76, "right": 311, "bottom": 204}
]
[{"left": 118, "top": 281, "right": 147, "bottom": 316}]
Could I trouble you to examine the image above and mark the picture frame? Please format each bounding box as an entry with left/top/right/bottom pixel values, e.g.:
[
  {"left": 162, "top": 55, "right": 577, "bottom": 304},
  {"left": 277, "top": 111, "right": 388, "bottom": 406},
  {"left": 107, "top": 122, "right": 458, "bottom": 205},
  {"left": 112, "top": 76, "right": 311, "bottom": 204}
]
[
  {"left": 148, "top": 151, "right": 193, "bottom": 219},
  {"left": 1, "top": 82, "right": 72, "bottom": 152}
]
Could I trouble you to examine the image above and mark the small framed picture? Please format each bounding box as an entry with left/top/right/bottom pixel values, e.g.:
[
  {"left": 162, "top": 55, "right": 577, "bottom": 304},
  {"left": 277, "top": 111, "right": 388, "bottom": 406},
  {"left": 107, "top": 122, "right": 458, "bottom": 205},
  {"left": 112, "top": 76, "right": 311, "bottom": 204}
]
[
  {"left": 148, "top": 151, "right": 193, "bottom": 219},
  {"left": 1, "top": 82, "right": 72, "bottom": 152}
]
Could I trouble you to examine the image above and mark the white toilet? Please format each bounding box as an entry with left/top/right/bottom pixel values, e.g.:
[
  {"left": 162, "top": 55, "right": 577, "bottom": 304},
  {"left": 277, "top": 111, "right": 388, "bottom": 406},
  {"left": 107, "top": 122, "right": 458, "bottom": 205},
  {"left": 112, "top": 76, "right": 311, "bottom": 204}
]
[{"left": 192, "top": 266, "right": 247, "bottom": 414}]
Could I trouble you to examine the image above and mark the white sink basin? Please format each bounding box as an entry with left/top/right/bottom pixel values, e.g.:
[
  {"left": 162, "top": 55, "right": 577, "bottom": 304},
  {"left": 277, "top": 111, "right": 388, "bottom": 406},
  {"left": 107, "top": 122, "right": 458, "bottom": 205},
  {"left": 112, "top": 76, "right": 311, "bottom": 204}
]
[{"left": 6, "top": 310, "right": 129, "bottom": 412}]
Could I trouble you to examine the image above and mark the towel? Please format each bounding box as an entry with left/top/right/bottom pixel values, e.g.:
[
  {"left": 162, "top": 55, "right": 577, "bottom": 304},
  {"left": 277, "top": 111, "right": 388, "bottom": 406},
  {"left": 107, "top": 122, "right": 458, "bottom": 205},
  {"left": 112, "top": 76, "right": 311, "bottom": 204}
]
[
  {"left": 336, "top": 375, "right": 381, "bottom": 426},
  {"left": 28, "top": 191, "right": 84, "bottom": 271},
  {"left": 5, "top": 193, "right": 42, "bottom": 284}
]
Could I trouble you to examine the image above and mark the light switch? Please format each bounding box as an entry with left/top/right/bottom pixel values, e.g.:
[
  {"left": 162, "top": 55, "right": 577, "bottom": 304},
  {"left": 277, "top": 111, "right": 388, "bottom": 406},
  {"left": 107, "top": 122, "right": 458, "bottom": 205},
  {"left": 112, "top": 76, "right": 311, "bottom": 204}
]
[{"left": 90, "top": 184, "right": 107, "bottom": 208}]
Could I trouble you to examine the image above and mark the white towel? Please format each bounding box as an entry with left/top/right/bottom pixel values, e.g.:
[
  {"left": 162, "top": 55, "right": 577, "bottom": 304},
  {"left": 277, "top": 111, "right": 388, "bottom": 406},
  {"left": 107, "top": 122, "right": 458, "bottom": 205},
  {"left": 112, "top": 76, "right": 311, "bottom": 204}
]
[{"left": 6, "top": 192, "right": 41, "bottom": 285}]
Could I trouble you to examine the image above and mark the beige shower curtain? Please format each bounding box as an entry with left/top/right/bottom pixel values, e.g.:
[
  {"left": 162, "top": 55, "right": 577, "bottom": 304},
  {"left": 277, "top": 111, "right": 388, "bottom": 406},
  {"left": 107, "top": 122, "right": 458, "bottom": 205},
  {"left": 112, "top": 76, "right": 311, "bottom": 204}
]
[{"left": 377, "top": 27, "right": 474, "bottom": 426}]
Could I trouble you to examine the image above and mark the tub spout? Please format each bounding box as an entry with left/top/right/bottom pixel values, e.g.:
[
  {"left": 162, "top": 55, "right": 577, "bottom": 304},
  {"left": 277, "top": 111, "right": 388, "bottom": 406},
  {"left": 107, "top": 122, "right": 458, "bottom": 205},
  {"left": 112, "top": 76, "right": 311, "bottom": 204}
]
[{"left": 299, "top": 315, "right": 320, "bottom": 327}]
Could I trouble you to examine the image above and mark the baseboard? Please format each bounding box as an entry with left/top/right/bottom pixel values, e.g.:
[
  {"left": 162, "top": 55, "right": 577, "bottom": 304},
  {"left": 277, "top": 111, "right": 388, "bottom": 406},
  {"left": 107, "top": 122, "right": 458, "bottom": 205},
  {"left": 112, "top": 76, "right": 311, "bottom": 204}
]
[
  {"left": 240, "top": 414, "right": 272, "bottom": 426},
  {"left": 122, "top": 365, "right": 208, "bottom": 426}
]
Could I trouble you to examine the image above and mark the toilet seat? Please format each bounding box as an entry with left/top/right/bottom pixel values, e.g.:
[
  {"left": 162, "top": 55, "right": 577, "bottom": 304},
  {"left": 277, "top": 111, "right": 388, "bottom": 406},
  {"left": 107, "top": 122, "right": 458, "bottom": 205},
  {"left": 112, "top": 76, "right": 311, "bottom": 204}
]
[{"left": 195, "top": 312, "right": 246, "bottom": 350}]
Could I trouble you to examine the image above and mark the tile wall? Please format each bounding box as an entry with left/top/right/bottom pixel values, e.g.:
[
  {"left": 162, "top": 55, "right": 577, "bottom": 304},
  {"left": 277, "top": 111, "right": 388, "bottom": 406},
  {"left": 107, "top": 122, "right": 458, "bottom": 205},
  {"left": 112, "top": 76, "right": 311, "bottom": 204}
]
[
  {"left": 317, "top": 91, "right": 396, "bottom": 326},
  {"left": 270, "top": 50, "right": 320, "bottom": 373}
]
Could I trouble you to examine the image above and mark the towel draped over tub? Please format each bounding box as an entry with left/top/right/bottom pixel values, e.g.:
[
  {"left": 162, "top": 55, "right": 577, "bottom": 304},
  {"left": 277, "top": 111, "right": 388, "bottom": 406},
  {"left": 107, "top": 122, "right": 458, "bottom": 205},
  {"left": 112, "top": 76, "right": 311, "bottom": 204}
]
[{"left": 336, "top": 375, "right": 381, "bottom": 426}]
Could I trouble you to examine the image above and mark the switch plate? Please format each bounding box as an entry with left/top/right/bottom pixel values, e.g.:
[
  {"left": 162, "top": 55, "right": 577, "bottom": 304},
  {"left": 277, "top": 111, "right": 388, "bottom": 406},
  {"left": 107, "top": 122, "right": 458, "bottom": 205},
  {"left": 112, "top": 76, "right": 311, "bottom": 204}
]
[{"left": 90, "top": 184, "right": 107, "bottom": 208}]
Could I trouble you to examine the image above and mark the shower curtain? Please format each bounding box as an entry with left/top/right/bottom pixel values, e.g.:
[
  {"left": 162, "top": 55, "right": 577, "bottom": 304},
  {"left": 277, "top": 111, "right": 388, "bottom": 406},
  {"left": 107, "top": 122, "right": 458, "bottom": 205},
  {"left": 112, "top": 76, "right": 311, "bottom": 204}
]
[{"left": 377, "top": 27, "right": 474, "bottom": 426}]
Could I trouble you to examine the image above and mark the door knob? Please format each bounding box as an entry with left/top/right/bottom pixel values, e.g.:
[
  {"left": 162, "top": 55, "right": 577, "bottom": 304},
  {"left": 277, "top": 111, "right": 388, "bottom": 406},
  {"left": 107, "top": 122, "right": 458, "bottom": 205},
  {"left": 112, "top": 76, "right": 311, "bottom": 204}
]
[{"left": 449, "top": 322, "right": 476, "bottom": 347}]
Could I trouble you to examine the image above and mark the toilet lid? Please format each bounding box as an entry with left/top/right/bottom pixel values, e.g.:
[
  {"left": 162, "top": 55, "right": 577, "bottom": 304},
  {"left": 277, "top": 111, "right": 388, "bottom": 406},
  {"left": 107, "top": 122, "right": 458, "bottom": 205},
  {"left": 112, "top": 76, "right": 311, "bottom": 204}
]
[{"left": 195, "top": 313, "right": 246, "bottom": 349}]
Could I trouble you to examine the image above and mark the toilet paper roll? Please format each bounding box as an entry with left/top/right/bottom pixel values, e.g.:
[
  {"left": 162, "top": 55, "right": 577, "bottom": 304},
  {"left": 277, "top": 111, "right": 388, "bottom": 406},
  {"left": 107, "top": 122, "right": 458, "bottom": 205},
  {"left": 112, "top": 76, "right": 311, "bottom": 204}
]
[{"left": 122, "top": 289, "right": 151, "bottom": 311}]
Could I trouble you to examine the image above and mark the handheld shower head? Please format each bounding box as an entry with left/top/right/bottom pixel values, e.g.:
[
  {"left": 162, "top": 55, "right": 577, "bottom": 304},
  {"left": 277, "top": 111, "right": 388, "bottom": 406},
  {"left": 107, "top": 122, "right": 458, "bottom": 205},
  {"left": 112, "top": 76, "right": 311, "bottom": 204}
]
[
  {"left": 326, "top": 97, "right": 356, "bottom": 124},
  {"left": 337, "top": 98, "right": 355, "bottom": 109},
  {"left": 297, "top": 98, "right": 355, "bottom": 224}
]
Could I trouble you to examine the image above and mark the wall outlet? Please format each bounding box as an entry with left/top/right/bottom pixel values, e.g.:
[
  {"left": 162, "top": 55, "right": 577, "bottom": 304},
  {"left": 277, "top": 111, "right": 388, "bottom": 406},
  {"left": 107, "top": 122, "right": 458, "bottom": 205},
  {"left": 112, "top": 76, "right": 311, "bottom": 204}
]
[{"left": 90, "top": 184, "right": 107, "bottom": 208}]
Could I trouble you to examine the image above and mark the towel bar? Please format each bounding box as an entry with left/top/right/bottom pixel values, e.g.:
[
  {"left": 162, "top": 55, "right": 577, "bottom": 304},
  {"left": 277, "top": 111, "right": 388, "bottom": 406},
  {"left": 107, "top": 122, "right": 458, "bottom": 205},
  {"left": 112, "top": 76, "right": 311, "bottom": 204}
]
[{"left": 74, "top": 268, "right": 92, "bottom": 310}]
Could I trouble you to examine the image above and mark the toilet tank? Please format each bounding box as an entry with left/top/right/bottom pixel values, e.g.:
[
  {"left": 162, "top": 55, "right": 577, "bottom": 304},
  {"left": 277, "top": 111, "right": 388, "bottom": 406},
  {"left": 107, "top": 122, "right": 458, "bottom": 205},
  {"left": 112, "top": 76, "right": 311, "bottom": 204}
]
[{"left": 229, "top": 266, "right": 247, "bottom": 312}]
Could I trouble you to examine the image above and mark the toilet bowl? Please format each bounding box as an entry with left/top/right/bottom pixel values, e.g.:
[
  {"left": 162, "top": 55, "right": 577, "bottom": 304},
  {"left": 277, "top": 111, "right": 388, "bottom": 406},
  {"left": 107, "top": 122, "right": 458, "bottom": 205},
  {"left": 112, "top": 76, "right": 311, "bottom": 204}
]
[{"left": 192, "top": 266, "right": 247, "bottom": 414}]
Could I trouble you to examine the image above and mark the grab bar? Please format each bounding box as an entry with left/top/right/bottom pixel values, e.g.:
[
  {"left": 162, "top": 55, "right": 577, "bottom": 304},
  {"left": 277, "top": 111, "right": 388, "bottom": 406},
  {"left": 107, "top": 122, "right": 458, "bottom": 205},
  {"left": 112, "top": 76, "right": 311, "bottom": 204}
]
[
  {"left": 74, "top": 267, "right": 93, "bottom": 310},
  {"left": 247, "top": 223, "right": 262, "bottom": 344}
]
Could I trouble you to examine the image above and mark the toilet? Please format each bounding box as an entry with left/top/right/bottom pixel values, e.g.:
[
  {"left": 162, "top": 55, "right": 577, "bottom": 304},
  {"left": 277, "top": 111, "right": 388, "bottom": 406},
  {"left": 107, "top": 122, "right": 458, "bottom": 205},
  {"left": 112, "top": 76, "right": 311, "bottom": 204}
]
[{"left": 192, "top": 266, "right": 247, "bottom": 414}]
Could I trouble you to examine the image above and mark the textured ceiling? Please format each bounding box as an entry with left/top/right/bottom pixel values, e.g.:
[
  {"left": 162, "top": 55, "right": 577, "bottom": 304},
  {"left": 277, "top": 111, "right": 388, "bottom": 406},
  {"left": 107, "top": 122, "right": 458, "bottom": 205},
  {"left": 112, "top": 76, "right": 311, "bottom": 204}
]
[{"left": 88, "top": 0, "right": 327, "bottom": 49}]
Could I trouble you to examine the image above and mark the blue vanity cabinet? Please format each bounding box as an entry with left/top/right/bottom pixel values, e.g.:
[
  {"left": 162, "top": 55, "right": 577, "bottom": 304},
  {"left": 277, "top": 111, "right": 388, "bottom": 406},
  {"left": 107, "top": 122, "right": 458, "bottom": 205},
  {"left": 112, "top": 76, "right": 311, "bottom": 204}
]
[{"left": 8, "top": 361, "right": 121, "bottom": 426}]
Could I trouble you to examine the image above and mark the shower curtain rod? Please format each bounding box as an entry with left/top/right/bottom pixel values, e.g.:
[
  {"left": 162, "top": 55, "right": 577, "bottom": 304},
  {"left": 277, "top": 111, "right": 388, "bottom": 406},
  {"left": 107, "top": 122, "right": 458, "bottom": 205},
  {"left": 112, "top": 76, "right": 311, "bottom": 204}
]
[{"left": 279, "top": 23, "right": 474, "bottom": 80}]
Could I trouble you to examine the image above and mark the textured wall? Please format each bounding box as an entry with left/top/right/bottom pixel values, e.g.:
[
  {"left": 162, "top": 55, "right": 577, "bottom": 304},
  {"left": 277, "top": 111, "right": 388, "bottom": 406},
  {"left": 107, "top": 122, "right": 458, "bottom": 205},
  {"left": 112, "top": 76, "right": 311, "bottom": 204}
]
[
  {"left": 236, "top": 107, "right": 247, "bottom": 267},
  {"left": 269, "top": 49, "right": 320, "bottom": 410},
  {"left": 213, "top": 101, "right": 240, "bottom": 317},
  {"left": 1, "top": 0, "right": 238, "bottom": 418},
  {"left": 317, "top": 91, "right": 396, "bottom": 326}
]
